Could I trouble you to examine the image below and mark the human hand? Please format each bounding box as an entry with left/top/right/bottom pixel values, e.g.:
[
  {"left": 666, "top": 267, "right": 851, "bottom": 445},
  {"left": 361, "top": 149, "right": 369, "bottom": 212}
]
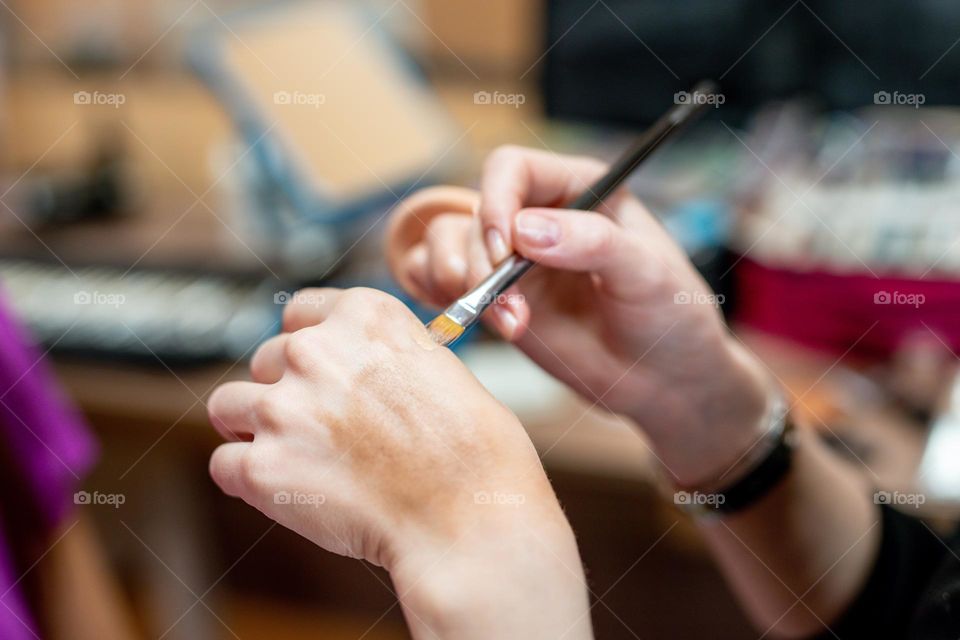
[
  {"left": 207, "top": 287, "right": 591, "bottom": 639},
  {"left": 387, "top": 146, "right": 771, "bottom": 487}
]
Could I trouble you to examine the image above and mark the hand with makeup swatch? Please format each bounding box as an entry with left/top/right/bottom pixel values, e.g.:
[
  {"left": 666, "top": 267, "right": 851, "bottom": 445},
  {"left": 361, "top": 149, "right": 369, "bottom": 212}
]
[
  {"left": 207, "top": 287, "right": 592, "bottom": 640},
  {"left": 387, "top": 145, "right": 771, "bottom": 488}
]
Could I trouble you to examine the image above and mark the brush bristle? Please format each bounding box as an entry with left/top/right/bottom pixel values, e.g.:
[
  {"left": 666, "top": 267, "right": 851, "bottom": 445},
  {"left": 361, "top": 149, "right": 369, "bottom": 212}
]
[{"left": 426, "top": 313, "right": 466, "bottom": 346}]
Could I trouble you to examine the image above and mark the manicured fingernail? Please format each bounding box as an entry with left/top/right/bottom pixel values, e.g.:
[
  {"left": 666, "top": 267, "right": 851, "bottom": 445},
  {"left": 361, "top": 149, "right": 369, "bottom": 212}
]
[
  {"left": 493, "top": 305, "right": 518, "bottom": 340},
  {"left": 486, "top": 228, "right": 510, "bottom": 264},
  {"left": 515, "top": 212, "right": 560, "bottom": 247}
]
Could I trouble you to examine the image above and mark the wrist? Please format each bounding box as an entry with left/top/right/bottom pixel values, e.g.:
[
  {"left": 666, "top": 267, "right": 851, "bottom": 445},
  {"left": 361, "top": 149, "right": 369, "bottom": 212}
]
[
  {"left": 642, "top": 338, "right": 775, "bottom": 488},
  {"left": 700, "top": 339, "right": 780, "bottom": 487},
  {"left": 391, "top": 507, "right": 590, "bottom": 639},
  {"left": 670, "top": 390, "right": 795, "bottom": 519}
]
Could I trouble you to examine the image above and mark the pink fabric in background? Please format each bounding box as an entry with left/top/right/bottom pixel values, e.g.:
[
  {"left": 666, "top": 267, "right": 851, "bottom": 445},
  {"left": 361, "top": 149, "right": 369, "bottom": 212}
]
[{"left": 734, "top": 257, "right": 960, "bottom": 360}]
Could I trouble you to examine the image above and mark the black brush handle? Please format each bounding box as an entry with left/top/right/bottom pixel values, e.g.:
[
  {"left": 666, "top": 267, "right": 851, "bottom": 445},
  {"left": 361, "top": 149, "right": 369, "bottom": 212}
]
[{"left": 477, "top": 80, "right": 719, "bottom": 305}]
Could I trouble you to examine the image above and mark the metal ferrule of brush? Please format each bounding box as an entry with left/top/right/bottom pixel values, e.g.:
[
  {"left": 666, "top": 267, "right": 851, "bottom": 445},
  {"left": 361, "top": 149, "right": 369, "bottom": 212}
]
[{"left": 445, "top": 254, "right": 534, "bottom": 325}]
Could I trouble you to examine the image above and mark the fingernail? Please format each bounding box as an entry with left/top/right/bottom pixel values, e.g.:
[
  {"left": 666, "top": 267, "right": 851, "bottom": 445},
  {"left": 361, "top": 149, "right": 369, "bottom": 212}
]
[
  {"left": 493, "top": 305, "right": 518, "bottom": 340},
  {"left": 515, "top": 212, "right": 561, "bottom": 248},
  {"left": 486, "top": 228, "right": 510, "bottom": 264}
]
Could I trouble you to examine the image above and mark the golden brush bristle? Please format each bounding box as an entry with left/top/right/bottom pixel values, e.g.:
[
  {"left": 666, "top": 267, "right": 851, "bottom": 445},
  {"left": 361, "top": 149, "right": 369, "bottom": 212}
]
[{"left": 426, "top": 313, "right": 465, "bottom": 346}]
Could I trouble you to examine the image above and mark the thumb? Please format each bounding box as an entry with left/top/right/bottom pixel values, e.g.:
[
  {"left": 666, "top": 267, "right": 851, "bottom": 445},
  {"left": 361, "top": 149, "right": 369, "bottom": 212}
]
[{"left": 512, "top": 207, "right": 650, "bottom": 300}]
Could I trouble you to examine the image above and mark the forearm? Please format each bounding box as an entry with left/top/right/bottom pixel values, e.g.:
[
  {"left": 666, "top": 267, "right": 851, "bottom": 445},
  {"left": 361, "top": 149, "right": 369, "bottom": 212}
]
[
  {"left": 639, "top": 338, "right": 883, "bottom": 638},
  {"left": 392, "top": 510, "right": 593, "bottom": 640},
  {"left": 697, "top": 429, "right": 880, "bottom": 639}
]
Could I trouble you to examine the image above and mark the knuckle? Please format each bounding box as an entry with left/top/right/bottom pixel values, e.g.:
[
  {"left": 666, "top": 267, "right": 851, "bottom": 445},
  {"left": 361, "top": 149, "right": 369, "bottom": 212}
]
[
  {"left": 296, "top": 286, "right": 327, "bottom": 301},
  {"left": 331, "top": 288, "right": 417, "bottom": 344},
  {"left": 249, "top": 341, "right": 276, "bottom": 380},
  {"left": 584, "top": 218, "right": 616, "bottom": 256},
  {"left": 430, "top": 214, "right": 469, "bottom": 243},
  {"left": 373, "top": 299, "right": 410, "bottom": 328},
  {"left": 283, "top": 330, "right": 317, "bottom": 371},
  {"left": 238, "top": 446, "right": 272, "bottom": 493},
  {"left": 336, "top": 287, "right": 378, "bottom": 313},
  {"left": 206, "top": 385, "right": 229, "bottom": 421},
  {"left": 281, "top": 288, "right": 326, "bottom": 330},
  {"left": 253, "top": 390, "right": 288, "bottom": 429},
  {"left": 208, "top": 451, "right": 222, "bottom": 477},
  {"left": 485, "top": 144, "right": 525, "bottom": 170},
  {"left": 340, "top": 287, "right": 406, "bottom": 318},
  {"left": 280, "top": 292, "right": 305, "bottom": 326},
  {"left": 570, "top": 154, "right": 608, "bottom": 176},
  {"left": 208, "top": 448, "right": 229, "bottom": 487},
  {"left": 280, "top": 297, "right": 299, "bottom": 328},
  {"left": 377, "top": 292, "right": 411, "bottom": 318}
]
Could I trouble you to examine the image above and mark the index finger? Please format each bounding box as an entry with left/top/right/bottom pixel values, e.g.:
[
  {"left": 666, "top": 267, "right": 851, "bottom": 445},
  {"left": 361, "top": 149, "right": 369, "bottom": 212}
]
[{"left": 479, "top": 146, "right": 608, "bottom": 263}]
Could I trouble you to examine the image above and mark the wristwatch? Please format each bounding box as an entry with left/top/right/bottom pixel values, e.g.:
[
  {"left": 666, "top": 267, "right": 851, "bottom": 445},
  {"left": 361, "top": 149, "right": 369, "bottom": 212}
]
[{"left": 670, "top": 390, "right": 797, "bottom": 518}]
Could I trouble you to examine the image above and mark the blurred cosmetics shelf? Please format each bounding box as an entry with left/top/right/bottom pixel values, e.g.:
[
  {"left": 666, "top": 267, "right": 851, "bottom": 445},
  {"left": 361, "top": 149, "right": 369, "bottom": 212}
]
[
  {"left": 725, "top": 105, "right": 960, "bottom": 362},
  {"left": 734, "top": 107, "right": 960, "bottom": 277}
]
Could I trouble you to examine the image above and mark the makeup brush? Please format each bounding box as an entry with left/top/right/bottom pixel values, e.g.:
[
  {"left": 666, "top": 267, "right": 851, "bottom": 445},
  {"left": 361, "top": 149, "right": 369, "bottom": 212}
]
[{"left": 426, "top": 80, "right": 719, "bottom": 346}]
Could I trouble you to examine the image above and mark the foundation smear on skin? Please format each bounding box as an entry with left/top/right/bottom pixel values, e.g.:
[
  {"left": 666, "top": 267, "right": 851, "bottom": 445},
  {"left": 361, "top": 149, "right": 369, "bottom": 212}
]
[{"left": 413, "top": 326, "right": 439, "bottom": 351}]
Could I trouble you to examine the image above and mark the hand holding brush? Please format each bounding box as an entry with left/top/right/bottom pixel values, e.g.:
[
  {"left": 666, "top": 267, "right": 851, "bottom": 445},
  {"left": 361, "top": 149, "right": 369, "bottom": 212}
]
[
  {"left": 425, "top": 80, "right": 720, "bottom": 346},
  {"left": 387, "top": 82, "right": 773, "bottom": 489}
]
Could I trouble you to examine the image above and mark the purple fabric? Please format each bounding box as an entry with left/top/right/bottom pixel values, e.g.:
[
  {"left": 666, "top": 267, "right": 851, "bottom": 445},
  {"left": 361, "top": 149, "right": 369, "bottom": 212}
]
[
  {"left": 0, "top": 523, "right": 39, "bottom": 640},
  {"left": 0, "top": 294, "right": 97, "bottom": 639}
]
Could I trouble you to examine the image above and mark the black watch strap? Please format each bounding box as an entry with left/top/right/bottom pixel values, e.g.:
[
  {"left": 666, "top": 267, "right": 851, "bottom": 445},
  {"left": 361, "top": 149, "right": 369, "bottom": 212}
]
[
  {"left": 711, "top": 418, "right": 796, "bottom": 514},
  {"left": 673, "top": 404, "right": 796, "bottom": 517}
]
